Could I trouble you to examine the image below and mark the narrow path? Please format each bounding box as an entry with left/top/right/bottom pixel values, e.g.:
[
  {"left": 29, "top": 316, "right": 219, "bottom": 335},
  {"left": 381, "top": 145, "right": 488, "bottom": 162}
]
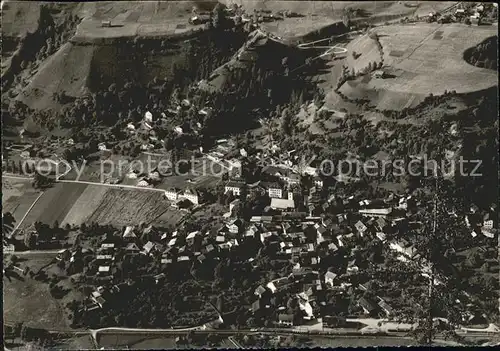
[{"left": 10, "top": 190, "right": 45, "bottom": 235}]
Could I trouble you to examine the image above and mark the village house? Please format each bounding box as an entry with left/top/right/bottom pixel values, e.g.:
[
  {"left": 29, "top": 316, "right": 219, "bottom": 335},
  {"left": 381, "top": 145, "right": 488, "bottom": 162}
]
[
  {"left": 262, "top": 182, "right": 283, "bottom": 199},
  {"left": 358, "top": 208, "right": 393, "bottom": 218},
  {"left": 186, "top": 231, "right": 200, "bottom": 245},
  {"left": 154, "top": 273, "right": 166, "bottom": 284},
  {"left": 358, "top": 297, "right": 377, "bottom": 315},
  {"left": 324, "top": 271, "right": 337, "bottom": 287},
  {"left": 123, "top": 226, "right": 136, "bottom": 239},
  {"left": 224, "top": 180, "right": 245, "bottom": 196},
  {"left": 125, "top": 242, "right": 140, "bottom": 252},
  {"left": 254, "top": 285, "right": 267, "bottom": 298},
  {"left": 277, "top": 314, "right": 294, "bottom": 326},
  {"left": 142, "top": 241, "right": 156, "bottom": 255},
  {"left": 378, "top": 299, "right": 394, "bottom": 317}
]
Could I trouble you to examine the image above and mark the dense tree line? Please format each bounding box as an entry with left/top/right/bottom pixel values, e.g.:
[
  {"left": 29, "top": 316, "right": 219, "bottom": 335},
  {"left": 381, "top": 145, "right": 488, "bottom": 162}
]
[{"left": 463, "top": 35, "right": 497, "bottom": 70}]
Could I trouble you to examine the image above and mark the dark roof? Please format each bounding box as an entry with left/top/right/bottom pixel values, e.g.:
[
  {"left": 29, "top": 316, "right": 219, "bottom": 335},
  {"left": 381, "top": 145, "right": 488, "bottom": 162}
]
[
  {"left": 251, "top": 300, "right": 262, "bottom": 312},
  {"left": 278, "top": 314, "right": 294, "bottom": 322},
  {"left": 225, "top": 180, "right": 245, "bottom": 188},
  {"left": 378, "top": 300, "right": 394, "bottom": 313},
  {"left": 261, "top": 181, "right": 282, "bottom": 189},
  {"left": 358, "top": 297, "right": 377, "bottom": 312},
  {"left": 255, "top": 285, "right": 266, "bottom": 295}
]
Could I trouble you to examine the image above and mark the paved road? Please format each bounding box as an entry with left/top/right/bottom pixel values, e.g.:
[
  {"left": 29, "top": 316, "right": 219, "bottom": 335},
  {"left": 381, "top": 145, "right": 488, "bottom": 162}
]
[
  {"left": 7, "top": 250, "right": 63, "bottom": 255},
  {"left": 58, "top": 178, "right": 167, "bottom": 193}
]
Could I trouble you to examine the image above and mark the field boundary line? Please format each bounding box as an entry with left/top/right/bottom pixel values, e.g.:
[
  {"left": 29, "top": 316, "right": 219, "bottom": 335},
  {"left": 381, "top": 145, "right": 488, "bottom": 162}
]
[
  {"left": 11, "top": 190, "right": 45, "bottom": 235},
  {"left": 2, "top": 173, "right": 34, "bottom": 180}
]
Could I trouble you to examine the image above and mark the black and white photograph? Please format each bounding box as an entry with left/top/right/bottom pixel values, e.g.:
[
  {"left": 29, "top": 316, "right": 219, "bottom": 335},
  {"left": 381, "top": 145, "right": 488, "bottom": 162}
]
[{"left": 1, "top": 1, "right": 499, "bottom": 349}]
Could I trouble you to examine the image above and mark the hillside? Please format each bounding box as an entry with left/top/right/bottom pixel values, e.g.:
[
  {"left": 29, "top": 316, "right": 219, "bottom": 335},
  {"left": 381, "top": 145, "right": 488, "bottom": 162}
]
[
  {"left": 17, "top": 43, "right": 94, "bottom": 110},
  {"left": 199, "top": 29, "right": 308, "bottom": 93},
  {"left": 334, "top": 23, "right": 498, "bottom": 111}
]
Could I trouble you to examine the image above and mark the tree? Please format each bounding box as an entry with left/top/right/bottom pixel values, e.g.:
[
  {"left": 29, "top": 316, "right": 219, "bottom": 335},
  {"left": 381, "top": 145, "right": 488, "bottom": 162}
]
[
  {"left": 20, "top": 325, "right": 29, "bottom": 341},
  {"left": 24, "top": 231, "right": 38, "bottom": 249},
  {"left": 212, "top": 3, "right": 228, "bottom": 29},
  {"left": 32, "top": 171, "right": 53, "bottom": 189},
  {"left": 280, "top": 108, "right": 293, "bottom": 136}
]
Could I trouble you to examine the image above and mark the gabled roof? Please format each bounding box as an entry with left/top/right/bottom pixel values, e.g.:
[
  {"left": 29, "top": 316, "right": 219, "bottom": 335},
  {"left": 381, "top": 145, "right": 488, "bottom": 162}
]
[
  {"left": 123, "top": 226, "right": 136, "bottom": 238},
  {"left": 126, "top": 243, "right": 140, "bottom": 251},
  {"left": 143, "top": 241, "right": 155, "bottom": 253},
  {"left": 358, "top": 297, "right": 377, "bottom": 312}
]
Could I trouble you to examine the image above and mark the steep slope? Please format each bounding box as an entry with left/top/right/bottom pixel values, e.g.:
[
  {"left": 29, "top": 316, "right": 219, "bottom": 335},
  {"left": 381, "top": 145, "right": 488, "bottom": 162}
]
[{"left": 17, "top": 42, "right": 95, "bottom": 110}]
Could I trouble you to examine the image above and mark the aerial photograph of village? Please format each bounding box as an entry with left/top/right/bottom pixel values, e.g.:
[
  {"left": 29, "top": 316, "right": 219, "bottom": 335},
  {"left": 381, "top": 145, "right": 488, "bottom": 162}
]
[{"left": 1, "top": 0, "right": 498, "bottom": 349}]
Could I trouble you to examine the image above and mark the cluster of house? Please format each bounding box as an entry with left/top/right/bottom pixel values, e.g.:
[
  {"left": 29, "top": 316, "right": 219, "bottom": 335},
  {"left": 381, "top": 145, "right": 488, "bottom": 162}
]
[
  {"left": 466, "top": 203, "right": 497, "bottom": 239},
  {"left": 428, "top": 2, "right": 496, "bottom": 24}
]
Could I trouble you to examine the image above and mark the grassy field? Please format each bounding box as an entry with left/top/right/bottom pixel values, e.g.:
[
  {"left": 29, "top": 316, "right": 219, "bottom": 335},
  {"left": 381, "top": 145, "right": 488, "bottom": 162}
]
[
  {"left": 337, "top": 23, "right": 497, "bottom": 110},
  {"left": 72, "top": 1, "right": 210, "bottom": 40},
  {"left": 2, "top": 177, "right": 41, "bottom": 224},
  {"left": 1, "top": 2, "right": 41, "bottom": 38},
  {"left": 20, "top": 182, "right": 88, "bottom": 229},
  {"left": 60, "top": 185, "right": 109, "bottom": 226},
  {"left": 3, "top": 253, "right": 84, "bottom": 329},
  {"left": 53, "top": 334, "right": 95, "bottom": 350},
  {"left": 321, "top": 22, "right": 497, "bottom": 111},
  {"left": 86, "top": 187, "right": 170, "bottom": 227},
  {"left": 17, "top": 42, "right": 95, "bottom": 111},
  {"left": 97, "top": 333, "right": 178, "bottom": 349}
]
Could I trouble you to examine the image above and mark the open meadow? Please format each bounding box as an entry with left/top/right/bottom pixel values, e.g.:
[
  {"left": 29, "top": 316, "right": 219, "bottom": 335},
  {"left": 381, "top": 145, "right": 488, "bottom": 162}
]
[
  {"left": 337, "top": 23, "right": 497, "bottom": 110},
  {"left": 3, "top": 253, "right": 84, "bottom": 330},
  {"left": 19, "top": 182, "right": 87, "bottom": 230},
  {"left": 2, "top": 177, "right": 41, "bottom": 225}
]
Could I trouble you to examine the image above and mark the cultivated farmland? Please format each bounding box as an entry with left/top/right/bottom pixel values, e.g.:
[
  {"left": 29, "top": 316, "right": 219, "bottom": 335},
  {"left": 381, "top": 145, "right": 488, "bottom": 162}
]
[
  {"left": 61, "top": 185, "right": 109, "bottom": 226},
  {"left": 86, "top": 188, "right": 170, "bottom": 227},
  {"left": 20, "top": 182, "right": 88, "bottom": 229}
]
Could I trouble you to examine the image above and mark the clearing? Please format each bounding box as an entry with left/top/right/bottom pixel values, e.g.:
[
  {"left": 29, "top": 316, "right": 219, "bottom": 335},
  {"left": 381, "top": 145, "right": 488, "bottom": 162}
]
[
  {"left": 3, "top": 253, "right": 84, "bottom": 329},
  {"left": 17, "top": 43, "right": 95, "bottom": 111},
  {"left": 337, "top": 23, "right": 497, "bottom": 110}
]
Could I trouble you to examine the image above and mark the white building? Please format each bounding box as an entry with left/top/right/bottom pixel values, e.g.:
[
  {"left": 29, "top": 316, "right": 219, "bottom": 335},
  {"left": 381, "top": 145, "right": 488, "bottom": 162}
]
[
  {"left": 181, "top": 188, "right": 200, "bottom": 205},
  {"left": 225, "top": 180, "right": 244, "bottom": 196},
  {"left": 165, "top": 188, "right": 181, "bottom": 201},
  {"left": 270, "top": 198, "right": 295, "bottom": 210},
  {"left": 264, "top": 183, "right": 283, "bottom": 198}
]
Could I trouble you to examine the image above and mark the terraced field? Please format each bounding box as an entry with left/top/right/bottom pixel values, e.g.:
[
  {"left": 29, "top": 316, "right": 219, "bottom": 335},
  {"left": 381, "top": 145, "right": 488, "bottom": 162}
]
[{"left": 86, "top": 187, "right": 170, "bottom": 227}]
